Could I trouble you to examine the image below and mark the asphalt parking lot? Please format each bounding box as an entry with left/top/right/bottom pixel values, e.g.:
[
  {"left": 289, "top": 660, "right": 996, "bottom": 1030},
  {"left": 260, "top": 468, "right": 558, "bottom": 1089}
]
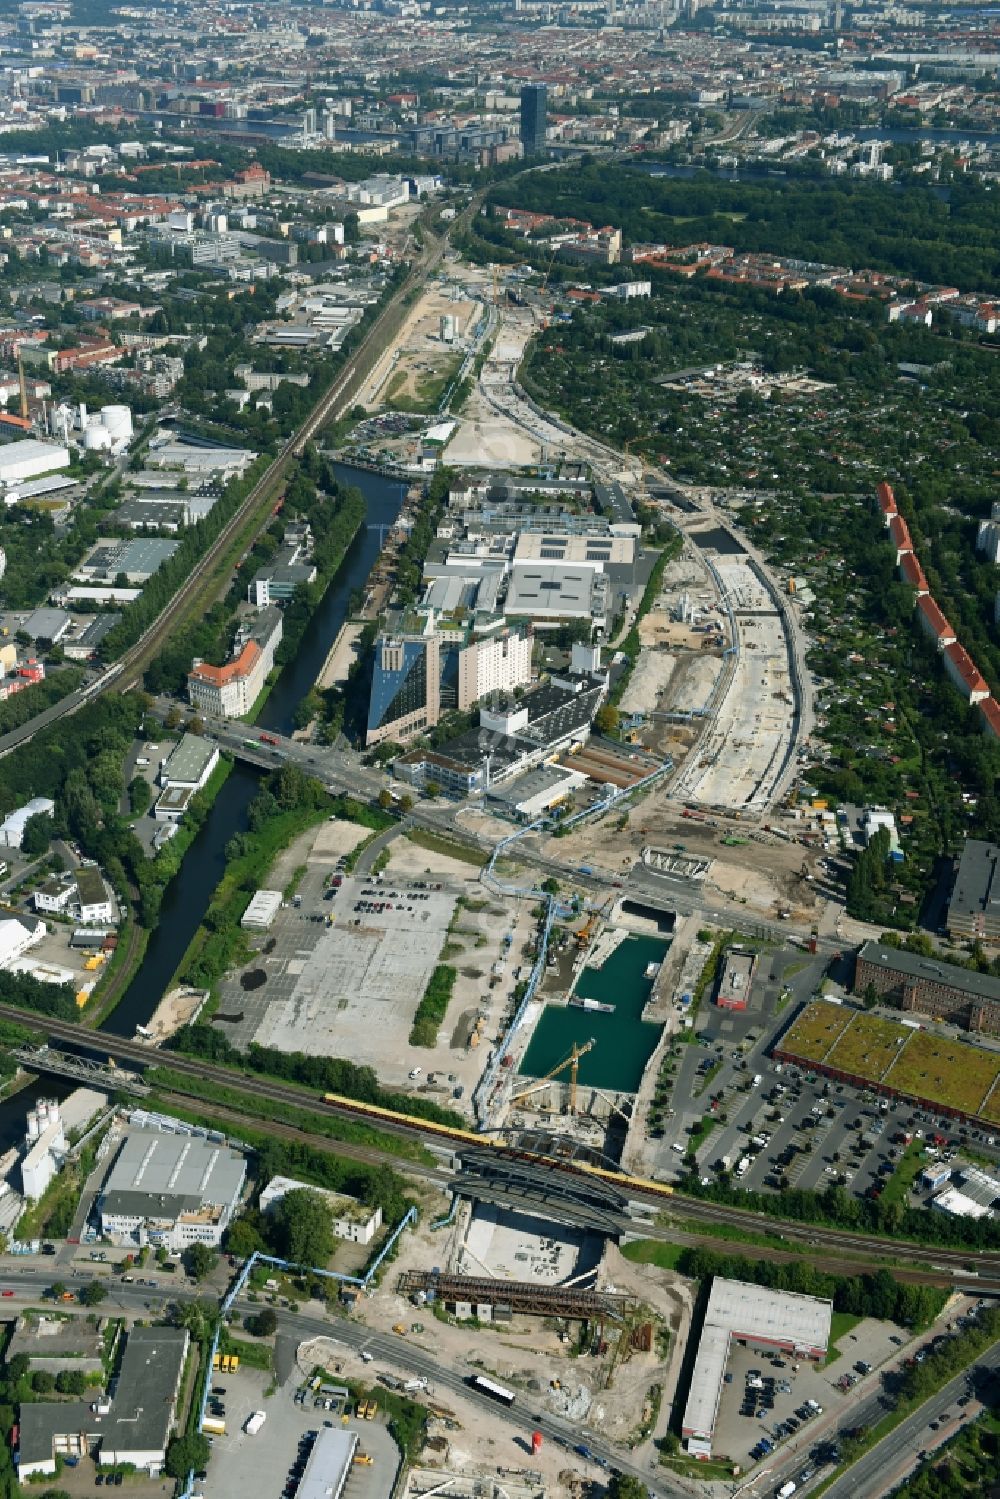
[
  {"left": 712, "top": 1315, "right": 911, "bottom": 1467},
  {"left": 202, "top": 1367, "right": 399, "bottom": 1499},
  {"left": 656, "top": 954, "right": 1000, "bottom": 1201},
  {"left": 211, "top": 858, "right": 457, "bottom": 1074}
]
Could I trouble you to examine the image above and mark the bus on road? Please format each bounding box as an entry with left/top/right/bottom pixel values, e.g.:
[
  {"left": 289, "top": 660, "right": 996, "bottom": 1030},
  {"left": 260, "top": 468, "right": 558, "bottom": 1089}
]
[{"left": 469, "top": 1374, "right": 516, "bottom": 1407}]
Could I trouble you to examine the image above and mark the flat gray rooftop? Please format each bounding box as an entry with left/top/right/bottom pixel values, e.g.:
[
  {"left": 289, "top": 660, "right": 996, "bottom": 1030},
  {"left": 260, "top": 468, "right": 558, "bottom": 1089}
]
[{"left": 102, "top": 1127, "right": 245, "bottom": 1209}]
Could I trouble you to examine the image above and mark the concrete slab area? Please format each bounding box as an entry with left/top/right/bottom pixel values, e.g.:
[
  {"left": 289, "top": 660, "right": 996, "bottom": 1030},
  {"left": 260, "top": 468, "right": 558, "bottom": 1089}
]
[
  {"left": 676, "top": 555, "right": 795, "bottom": 811},
  {"left": 460, "top": 1203, "right": 601, "bottom": 1283}
]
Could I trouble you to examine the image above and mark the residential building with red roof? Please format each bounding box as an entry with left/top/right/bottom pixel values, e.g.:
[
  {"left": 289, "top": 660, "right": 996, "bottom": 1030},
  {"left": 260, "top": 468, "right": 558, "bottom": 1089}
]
[
  {"left": 943, "top": 640, "right": 991, "bottom": 703},
  {"left": 876, "top": 480, "right": 897, "bottom": 524},
  {"left": 187, "top": 607, "right": 282, "bottom": 718},
  {"left": 915, "top": 595, "right": 955, "bottom": 649},
  {"left": 979, "top": 697, "right": 1000, "bottom": 741},
  {"left": 888, "top": 513, "right": 914, "bottom": 560},
  {"left": 899, "top": 552, "right": 928, "bottom": 594}
]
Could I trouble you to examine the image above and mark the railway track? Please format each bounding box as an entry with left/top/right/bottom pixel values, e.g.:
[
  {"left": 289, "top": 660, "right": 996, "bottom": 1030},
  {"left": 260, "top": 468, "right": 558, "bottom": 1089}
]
[
  {"left": 7, "top": 1003, "right": 1000, "bottom": 1282},
  {"left": 148, "top": 1089, "right": 1000, "bottom": 1294},
  {"left": 115, "top": 231, "right": 450, "bottom": 689},
  {"left": 0, "top": 211, "right": 463, "bottom": 741}
]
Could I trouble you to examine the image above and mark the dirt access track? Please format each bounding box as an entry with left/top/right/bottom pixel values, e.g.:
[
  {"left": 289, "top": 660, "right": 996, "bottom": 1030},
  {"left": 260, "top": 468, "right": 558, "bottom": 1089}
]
[
  {"left": 356, "top": 280, "right": 480, "bottom": 413},
  {"left": 540, "top": 796, "right": 826, "bottom": 924}
]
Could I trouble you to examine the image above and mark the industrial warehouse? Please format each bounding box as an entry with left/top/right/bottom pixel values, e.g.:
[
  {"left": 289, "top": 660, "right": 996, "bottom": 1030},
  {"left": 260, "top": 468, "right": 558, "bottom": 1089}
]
[
  {"left": 16, "top": 1326, "right": 189, "bottom": 1479},
  {"left": 98, "top": 1125, "right": 247, "bottom": 1249},
  {"left": 682, "top": 1278, "right": 832, "bottom": 1459}
]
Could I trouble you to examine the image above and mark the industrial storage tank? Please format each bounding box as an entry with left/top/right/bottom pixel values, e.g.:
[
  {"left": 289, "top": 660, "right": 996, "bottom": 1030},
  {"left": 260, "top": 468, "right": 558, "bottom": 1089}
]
[
  {"left": 99, "top": 405, "right": 133, "bottom": 443},
  {"left": 82, "top": 424, "right": 112, "bottom": 452}
]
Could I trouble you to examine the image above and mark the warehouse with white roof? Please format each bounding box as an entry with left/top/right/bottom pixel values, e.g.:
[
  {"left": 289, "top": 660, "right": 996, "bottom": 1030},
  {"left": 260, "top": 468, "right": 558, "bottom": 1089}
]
[{"left": 682, "top": 1278, "right": 832, "bottom": 1459}]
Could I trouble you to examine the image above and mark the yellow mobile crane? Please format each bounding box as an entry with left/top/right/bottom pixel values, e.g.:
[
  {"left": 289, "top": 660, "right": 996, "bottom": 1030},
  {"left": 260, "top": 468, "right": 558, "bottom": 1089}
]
[{"left": 509, "top": 1037, "right": 595, "bottom": 1115}]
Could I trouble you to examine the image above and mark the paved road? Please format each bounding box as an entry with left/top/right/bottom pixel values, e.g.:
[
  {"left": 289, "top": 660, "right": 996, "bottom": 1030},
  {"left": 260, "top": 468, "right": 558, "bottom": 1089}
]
[
  {"left": 0, "top": 1264, "right": 697, "bottom": 1499},
  {"left": 0, "top": 1263, "right": 993, "bottom": 1499},
  {"left": 821, "top": 1339, "right": 1000, "bottom": 1499}
]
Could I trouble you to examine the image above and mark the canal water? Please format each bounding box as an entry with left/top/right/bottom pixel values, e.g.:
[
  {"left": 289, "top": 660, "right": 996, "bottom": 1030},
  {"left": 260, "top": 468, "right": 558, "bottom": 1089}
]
[
  {"left": 519, "top": 933, "right": 667, "bottom": 1094},
  {"left": 98, "top": 464, "right": 405, "bottom": 1041}
]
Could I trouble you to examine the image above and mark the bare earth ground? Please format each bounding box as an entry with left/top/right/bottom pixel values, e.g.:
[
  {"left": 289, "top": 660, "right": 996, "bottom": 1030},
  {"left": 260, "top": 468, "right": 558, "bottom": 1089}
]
[
  {"left": 360, "top": 281, "right": 479, "bottom": 412},
  {"left": 619, "top": 651, "right": 676, "bottom": 716},
  {"left": 537, "top": 797, "right": 825, "bottom": 923},
  {"left": 444, "top": 390, "right": 539, "bottom": 468},
  {"left": 324, "top": 1206, "right": 694, "bottom": 1465}
]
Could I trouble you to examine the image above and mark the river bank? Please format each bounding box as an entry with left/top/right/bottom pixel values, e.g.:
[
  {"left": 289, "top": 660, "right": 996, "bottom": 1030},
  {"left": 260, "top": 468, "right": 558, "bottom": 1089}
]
[
  {"left": 96, "top": 465, "right": 406, "bottom": 1041},
  {"left": 84, "top": 755, "right": 236, "bottom": 1030}
]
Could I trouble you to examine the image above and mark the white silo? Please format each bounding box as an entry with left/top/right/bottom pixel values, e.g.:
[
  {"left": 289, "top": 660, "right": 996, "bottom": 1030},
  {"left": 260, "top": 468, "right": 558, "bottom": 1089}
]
[
  {"left": 25, "top": 1109, "right": 40, "bottom": 1142},
  {"left": 100, "top": 405, "right": 133, "bottom": 444},
  {"left": 83, "top": 424, "right": 112, "bottom": 452}
]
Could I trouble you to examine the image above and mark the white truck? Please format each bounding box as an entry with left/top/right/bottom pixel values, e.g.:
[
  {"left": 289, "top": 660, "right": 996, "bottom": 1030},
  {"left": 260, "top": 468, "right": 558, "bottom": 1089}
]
[
  {"left": 736, "top": 1156, "right": 751, "bottom": 1178},
  {"left": 776, "top": 1483, "right": 797, "bottom": 1499},
  {"left": 244, "top": 1411, "right": 266, "bottom": 1437}
]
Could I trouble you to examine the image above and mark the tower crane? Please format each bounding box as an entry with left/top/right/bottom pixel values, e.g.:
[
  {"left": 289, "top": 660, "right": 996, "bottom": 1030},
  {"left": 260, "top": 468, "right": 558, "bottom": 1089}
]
[{"left": 509, "top": 1037, "right": 595, "bottom": 1115}]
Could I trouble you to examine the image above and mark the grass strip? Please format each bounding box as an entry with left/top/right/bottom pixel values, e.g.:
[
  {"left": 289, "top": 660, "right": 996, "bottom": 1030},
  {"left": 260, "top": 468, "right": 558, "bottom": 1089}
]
[
  {"left": 146, "top": 1068, "right": 436, "bottom": 1165},
  {"left": 410, "top": 963, "right": 458, "bottom": 1047}
]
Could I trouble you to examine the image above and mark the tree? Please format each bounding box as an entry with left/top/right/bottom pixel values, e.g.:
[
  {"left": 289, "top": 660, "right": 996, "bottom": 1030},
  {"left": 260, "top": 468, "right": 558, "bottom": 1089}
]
[
  {"left": 270, "top": 1188, "right": 333, "bottom": 1267},
  {"left": 78, "top": 1280, "right": 107, "bottom": 1307},
  {"left": 595, "top": 704, "right": 620, "bottom": 735},
  {"left": 248, "top": 1306, "right": 277, "bottom": 1337},
  {"left": 55, "top": 1369, "right": 87, "bottom": 1395},
  {"left": 129, "top": 777, "right": 151, "bottom": 816},
  {"left": 377, "top": 789, "right": 392, "bottom": 810},
  {"left": 399, "top": 794, "right": 414, "bottom": 813},
  {"left": 47, "top": 1282, "right": 67, "bottom": 1300},
  {"left": 185, "top": 1242, "right": 217, "bottom": 1281},
  {"left": 608, "top": 1476, "right": 648, "bottom": 1499},
  {"left": 21, "top": 812, "right": 52, "bottom": 857},
  {"left": 225, "top": 1219, "right": 264, "bottom": 1260},
  {"left": 165, "top": 1433, "right": 210, "bottom": 1481},
  {"left": 31, "top": 1371, "right": 54, "bottom": 1394}
]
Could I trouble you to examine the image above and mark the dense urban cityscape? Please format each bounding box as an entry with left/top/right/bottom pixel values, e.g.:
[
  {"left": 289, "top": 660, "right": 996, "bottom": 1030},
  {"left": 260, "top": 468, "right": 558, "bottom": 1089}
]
[{"left": 0, "top": 5, "right": 996, "bottom": 1499}]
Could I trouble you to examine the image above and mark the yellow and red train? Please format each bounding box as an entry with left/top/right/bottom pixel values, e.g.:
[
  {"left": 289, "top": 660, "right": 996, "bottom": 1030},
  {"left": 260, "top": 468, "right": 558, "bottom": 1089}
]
[{"left": 321, "top": 1091, "right": 674, "bottom": 1203}]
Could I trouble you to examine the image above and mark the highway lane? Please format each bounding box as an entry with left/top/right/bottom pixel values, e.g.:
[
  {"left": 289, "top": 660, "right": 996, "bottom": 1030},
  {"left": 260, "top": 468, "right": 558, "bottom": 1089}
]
[
  {"left": 0, "top": 1262, "right": 993, "bottom": 1499},
  {"left": 819, "top": 1339, "right": 1000, "bottom": 1499},
  {"left": 267, "top": 1307, "right": 693, "bottom": 1499},
  {"left": 173, "top": 709, "right": 839, "bottom": 947},
  {"left": 0, "top": 1265, "right": 692, "bottom": 1499}
]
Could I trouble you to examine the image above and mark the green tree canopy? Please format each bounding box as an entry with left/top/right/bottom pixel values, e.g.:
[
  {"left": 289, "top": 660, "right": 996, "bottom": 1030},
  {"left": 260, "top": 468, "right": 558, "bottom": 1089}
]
[
  {"left": 165, "top": 1433, "right": 210, "bottom": 1481},
  {"left": 185, "top": 1243, "right": 217, "bottom": 1281},
  {"left": 270, "top": 1188, "right": 333, "bottom": 1268}
]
